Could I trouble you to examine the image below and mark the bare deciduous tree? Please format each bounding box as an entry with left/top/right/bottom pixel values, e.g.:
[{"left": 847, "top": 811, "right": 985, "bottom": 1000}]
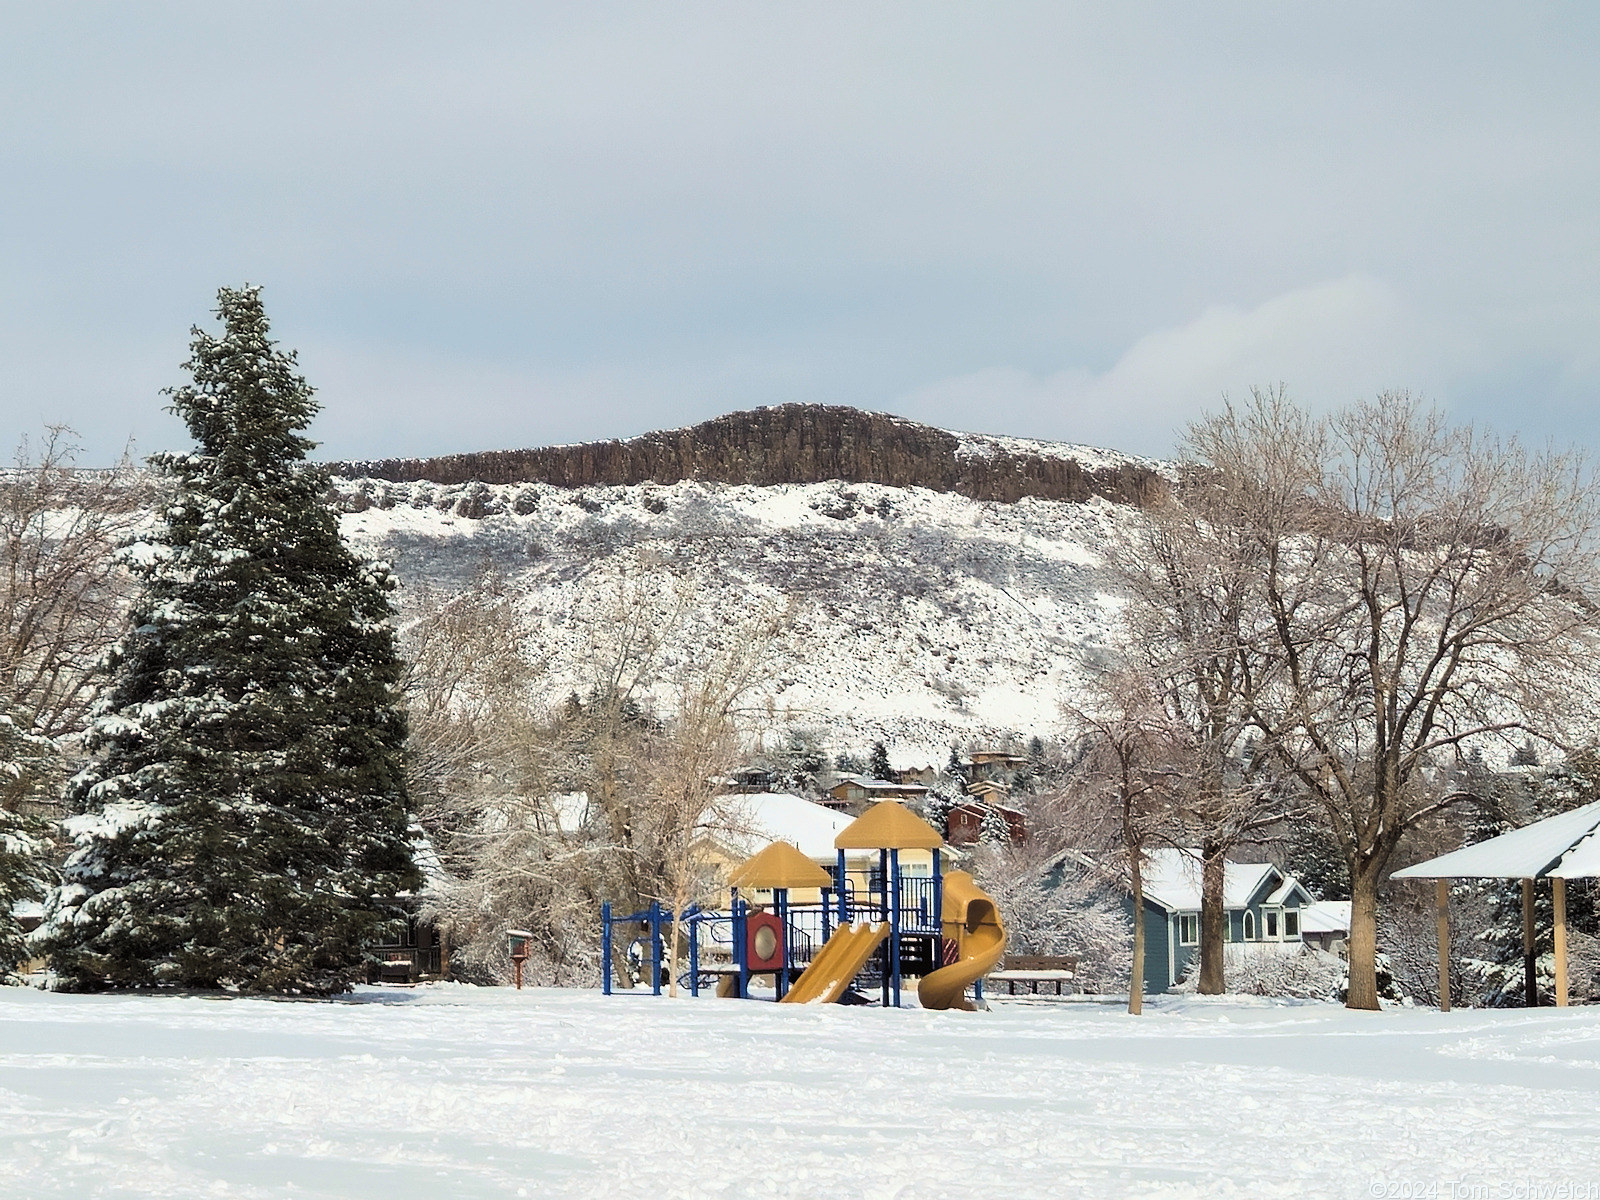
[
  {"left": 1067, "top": 673, "right": 1186, "bottom": 1015},
  {"left": 650, "top": 611, "right": 781, "bottom": 997},
  {"left": 412, "top": 563, "right": 782, "bottom": 991},
  {"left": 1, "top": 428, "right": 141, "bottom": 740},
  {"left": 1117, "top": 483, "right": 1300, "bottom": 994},
  {"left": 1188, "top": 388, "right": 1600, "bottom": 1009},
  {"left": 970, "top": 794, "right": 1133, "bottom": 992}
]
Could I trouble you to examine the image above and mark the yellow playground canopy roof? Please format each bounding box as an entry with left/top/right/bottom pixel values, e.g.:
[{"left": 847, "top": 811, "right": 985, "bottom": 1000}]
[
  {"left": 834, "top": 801, "right": 943, "bottom": 851},
  {"left": 729, "top": 840, "right": 834, "bottom": 891}
]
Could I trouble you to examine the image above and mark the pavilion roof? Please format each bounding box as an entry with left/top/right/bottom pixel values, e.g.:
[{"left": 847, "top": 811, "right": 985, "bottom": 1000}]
[{"left": 1391, "top": 799, "right": 1600, "bottom": 880}]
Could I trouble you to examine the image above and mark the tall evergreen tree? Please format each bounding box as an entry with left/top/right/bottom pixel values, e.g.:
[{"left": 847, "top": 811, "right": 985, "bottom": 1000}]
[
  {"left": 37, "top": 286, "right": 418, "bottom": 993},
  {"left": 868, "top": 740, "right": 893, "bottom": 781},
  {"left": 1, "top": 710, "right": 56, "bottom": 979}
]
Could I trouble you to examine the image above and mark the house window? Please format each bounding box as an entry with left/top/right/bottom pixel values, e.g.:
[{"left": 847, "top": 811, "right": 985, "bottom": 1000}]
[
  {"left": 1284, "top": 909, "right": 1300, "bottom": 938},
  {"left": 1179, "top": 914, "right": 1199, "bottom": 945},
  {"left": 1243, "top": 911, "right": 1256, "bottom": 940},
  {"left": 1265, "top": 909, "right": 1279, "bottom": 939}
]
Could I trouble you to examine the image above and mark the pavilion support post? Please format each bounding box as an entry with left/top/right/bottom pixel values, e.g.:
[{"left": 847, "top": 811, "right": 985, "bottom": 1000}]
[
  {"left": 1435, "top": 879, "right": 1451, "bottom": 1013},
  {"left": 1521, "top": 878, "right": 1538, "bottom": 1008},
  {"left": 1553, "top": 878, "right": 1569, "bottom": 1008}
]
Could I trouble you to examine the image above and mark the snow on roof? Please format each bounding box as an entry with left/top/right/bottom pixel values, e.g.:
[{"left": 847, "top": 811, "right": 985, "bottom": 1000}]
[
  {"left": 719, "top": 792, "right": 856, "bottom": 861},
  {"left": 833, "top": 776, "right": 928, "bottom": 792},
  {"left": 1300, "top": 901, "right": 1352, "bottom": 935},
  {"left": 1140, "top": 849, "right": 1282, "bottom": 912},
  {"left": 1265, "top": 877, "right": 1308, "bottom": 906},
  {"left": 1391, "top": 799, "right": 1600, "bottom": 880},
  {"left": 1551, "top": 827, "right": 1600, "bottom": 878}
]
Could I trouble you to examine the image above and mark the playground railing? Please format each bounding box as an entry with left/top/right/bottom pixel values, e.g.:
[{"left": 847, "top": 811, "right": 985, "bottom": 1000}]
[{"left": 897, "top": 877, "right": 941, "bottom": 935}]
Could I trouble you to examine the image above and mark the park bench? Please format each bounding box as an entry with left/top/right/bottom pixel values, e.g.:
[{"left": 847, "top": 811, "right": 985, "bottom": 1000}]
[{"left": 987, "top": 954, "right": 1079, "bottom": 995}]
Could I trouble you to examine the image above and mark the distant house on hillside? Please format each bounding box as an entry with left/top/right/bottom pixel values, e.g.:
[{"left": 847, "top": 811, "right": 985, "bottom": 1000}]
[
  {"left": 945, "top": 802, "right": 1026, "bottom": 846},
  {"left": 725, "top": 766, "right": 776, "bottom": 793},
  {"left": 964, "top": 778, "right": 1010, "bottom": 803},
  {"left": 1133, "top": 850, "right": 1315, "bottom": 995},
  {"left": 960, "top": 751, "right": 1026, "bottom": 784},
  {"left": 827, "top": 775, "right": 930, "bottom": 809}
]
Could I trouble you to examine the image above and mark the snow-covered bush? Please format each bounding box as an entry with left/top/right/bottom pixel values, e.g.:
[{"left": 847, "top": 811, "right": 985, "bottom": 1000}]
[
  {"left": 1173, "top": 945, "right": 1347, "bottom": 1000},
  {"left": 970, "top": 845, "right": 1130, "bottom": 992}
]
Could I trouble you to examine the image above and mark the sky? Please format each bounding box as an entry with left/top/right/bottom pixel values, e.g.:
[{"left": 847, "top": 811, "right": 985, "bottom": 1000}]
[{"left": 2, "top": 4, "right": 1597, "bottom": 466}]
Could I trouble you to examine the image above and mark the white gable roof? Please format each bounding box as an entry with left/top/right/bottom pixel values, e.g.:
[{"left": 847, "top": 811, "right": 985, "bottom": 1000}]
[
  {"left": 1140, "top": 849, "right": 1283, "bottom": 912},
  {"left": 1265, "top": 877, "right": 1310, "bottom": 906},
  {"left": 1391, "top": 799, "right": 1600, "bottom": 880},
  {"left": 719, "top": 792, "right": 856, "bottom": 862},
  {"left": 1300, "top": 901, "right": 1352, "bottom": 935}
]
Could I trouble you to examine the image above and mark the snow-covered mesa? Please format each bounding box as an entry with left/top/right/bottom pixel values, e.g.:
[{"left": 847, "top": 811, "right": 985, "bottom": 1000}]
[
  {"left": 335, "top": 473, "right": 1138, "bottom": 764},
  {"left": 4, "top": 985, "right": 1600, "bottom": 1199}
]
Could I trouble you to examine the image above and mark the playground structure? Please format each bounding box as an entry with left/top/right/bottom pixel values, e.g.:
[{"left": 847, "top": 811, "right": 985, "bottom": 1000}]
[{"left": 600, "top": 800, "right": 1007, "bottom": 1009}]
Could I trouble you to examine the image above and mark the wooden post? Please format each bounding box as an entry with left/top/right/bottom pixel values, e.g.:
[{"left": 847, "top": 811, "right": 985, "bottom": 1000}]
[
  {"left": 1553, "top": 878, "right": 1569, "bottom": 1008},
  {"left": 1435, "top": 879, "right": 1451, "bottom": 1013},
  {"left": 1522, "top": 878, "right": 1538, "bottom": 1007}
]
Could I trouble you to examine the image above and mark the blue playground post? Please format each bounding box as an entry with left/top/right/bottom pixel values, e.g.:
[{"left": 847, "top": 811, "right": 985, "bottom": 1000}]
[
  {"left": 889, "top": 847, "right": 902, "bottom": 1007},
  {"left": 836, "top": 849, "right": 849, "bottom": 925},
  {"left": 932, "top": 847, "right": 943, "bottom": 931},
  {"left": 775, "top": 887, "right": 791, "bottom": 1000},
  {"left": 601, "top": 902, "right": 613, "bottom": 995},
  {"left": 649, "top": 901, "right": 663, "bottom": 996},
  {"left": 734, "top": 896, "right": 750, "bottom": 1000},
  {"left": 688, "top": 909, "right": 700, "bottom": 997},
  {"left": 879, "top": 848, "right": 890, "bottom": 1007}
]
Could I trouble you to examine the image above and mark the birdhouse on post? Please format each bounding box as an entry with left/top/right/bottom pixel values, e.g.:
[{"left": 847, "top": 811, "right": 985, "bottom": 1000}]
[{"left": 507, "top": 929, "right": 533, "bottom": 990}]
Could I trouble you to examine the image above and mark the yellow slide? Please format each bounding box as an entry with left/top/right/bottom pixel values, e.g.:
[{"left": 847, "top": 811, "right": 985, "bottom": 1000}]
[
  {"left": 917, "top": 870, "right": 1007, "bottom": 1011},
  {"left": 779, "top": 921, "right": 890, "bottom": 1004}
]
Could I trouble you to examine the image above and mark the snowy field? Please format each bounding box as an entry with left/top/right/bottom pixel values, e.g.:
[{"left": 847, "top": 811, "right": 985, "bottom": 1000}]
[{"left": 3, "top": 986, "right": 1599, "bottom": 1200}]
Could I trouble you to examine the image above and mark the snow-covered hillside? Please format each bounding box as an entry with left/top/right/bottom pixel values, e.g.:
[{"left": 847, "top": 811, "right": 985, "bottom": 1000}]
[{"left": 334, "top": 471, "right": 1148, "bottom": 769}]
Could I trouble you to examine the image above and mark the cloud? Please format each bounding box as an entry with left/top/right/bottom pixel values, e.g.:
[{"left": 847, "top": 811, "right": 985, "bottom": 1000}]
[
  {"left": 894, "top": 276, "right": 1435, "bottom": 455},
  {"left": 2, "top": 10, "right": 1598, "bottom": 462}
]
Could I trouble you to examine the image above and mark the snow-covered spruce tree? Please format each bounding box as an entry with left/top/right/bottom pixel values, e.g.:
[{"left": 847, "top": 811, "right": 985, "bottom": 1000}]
[
  {"left": 922, "top": 773, "right": 965, "bottom": 834},
  {"left": 36, "top": 286, "right": 419, "bottom": 993},
  {"left": 1, "top": 711, "right": 57, "bottom": 979},
  {"left": 868, "top": 740, "right": 892, "bottom": 781},
  {"left": 979, "top": 804, "right": 1010, "bottom": 847}
]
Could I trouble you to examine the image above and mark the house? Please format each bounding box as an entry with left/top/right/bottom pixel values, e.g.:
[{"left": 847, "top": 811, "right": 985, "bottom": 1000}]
[
  {"left": 899, "top": 765, "right": 939, "bottom": 788},
  {"left": 826, "top": 775, "right": 931, "bottom": 809},
  {"left": 1299, "top": 900, "right": 1352, "bottom": 955},
  {"left": 960, "top": 750, "right": 1026, "bottom": 784},
  {"left": 725, "top": 766, "right": 776, "bottom": 793},
  {"left": 365, "top": 832, "right": 451, "bottom": 985},
  {"left": 1133, "top": 849, "right": 1315, "bottom": 994},
  {"left": 9, "top": 899, "right": 46, "bottom": 977},
  {"left": 945, "top": 802, "right": 1027, "bottom": 846},
  {"left": 963, "top": 778, "right": 1010, "bottom": 803},
  {"left": 365, "top": 900, "right": 448, "bottom": 985}
]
